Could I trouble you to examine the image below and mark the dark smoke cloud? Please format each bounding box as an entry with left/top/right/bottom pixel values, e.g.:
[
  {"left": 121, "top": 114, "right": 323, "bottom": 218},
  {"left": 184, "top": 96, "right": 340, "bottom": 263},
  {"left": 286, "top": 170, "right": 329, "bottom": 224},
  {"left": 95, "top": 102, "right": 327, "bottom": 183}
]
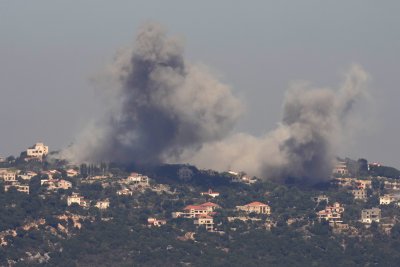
[
  {"left": 62, "top": 23, "right": 370, "bottom": 184},
  {"left": 62, "top": 23, "right": 243, "bottom": 164},
  {"left": 181, "top": 65, "right": 370, "bottom": 183}
]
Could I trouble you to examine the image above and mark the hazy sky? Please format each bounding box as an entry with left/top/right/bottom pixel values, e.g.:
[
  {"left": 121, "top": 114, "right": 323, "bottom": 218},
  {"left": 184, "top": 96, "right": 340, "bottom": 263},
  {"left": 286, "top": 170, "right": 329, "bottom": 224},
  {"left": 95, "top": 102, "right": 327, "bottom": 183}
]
[{"left": 1, "top": 1, "right": 399, "bottom": 167}]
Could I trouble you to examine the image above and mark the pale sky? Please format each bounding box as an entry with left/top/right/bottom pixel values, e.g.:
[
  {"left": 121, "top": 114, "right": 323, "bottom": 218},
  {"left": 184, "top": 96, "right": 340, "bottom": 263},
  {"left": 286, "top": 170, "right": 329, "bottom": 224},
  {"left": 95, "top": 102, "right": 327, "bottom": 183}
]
[{"left": 1, "top": 1, "right": 399, "bottom": 167}]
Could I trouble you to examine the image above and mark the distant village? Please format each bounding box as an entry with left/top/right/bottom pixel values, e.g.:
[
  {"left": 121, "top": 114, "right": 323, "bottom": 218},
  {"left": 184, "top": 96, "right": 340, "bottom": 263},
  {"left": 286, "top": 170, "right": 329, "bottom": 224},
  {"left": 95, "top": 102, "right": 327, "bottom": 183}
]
[{"left": 1, "top": 142, "right": 400, "bottom": 253}]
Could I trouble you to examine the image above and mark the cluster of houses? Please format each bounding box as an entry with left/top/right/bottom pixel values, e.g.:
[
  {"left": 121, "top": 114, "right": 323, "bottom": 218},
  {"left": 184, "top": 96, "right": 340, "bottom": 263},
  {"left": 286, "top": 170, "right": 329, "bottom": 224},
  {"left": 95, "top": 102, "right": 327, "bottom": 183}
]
[
  {"left": 0, "top": 168, "right": 30, "bottom": 194},
  {"left": 66, "top": 192, "right": 110, "bottom": 210},
  {"left": 116, "top": 172, "right": 150, "bottom": 196},
  {"left": 168, "top": 196, "right": 271, "bottom": 232}
]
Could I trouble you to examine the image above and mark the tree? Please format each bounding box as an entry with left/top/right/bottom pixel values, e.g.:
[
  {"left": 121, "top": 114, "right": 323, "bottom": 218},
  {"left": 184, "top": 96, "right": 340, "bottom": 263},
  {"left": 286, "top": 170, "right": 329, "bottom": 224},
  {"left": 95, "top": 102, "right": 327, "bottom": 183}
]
[{"left": 357, "top": 158, "right": 369, "bottom": 176}]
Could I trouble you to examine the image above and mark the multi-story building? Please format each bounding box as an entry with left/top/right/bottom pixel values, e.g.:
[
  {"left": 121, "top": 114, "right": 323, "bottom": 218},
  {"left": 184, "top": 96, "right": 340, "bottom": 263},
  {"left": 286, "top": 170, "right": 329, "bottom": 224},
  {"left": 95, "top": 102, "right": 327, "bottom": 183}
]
[
  {"left": 352, "top": 189, "right": 368, "bottom": 200},
  {"left": 236, "top": 202, "right": 271, "bottom": 215},
  {"left": 67, "top": 193, "right": 89, "bottom": 208},
  {"left": 317, "top": 202, "right": 345, "bottom": 223},
  {"left": 0, "top": 169, "right": 18, "bottom": 181},
  {"left": 333, "top": 161, "right": 349, "bottom": 176},
  {"left": 26, "top": 143, "right": 49, "bottom": 159},
  {"left": 355, "top": 180, "right": 372, "bottom": 190},
  {"left": 194, "top": 215, "right": 214, "bottom": 231},
  {"left": 361, "top": 208, "right": 381, "bottom": 224},
  {"left": 173, "top": 202, "right": 220, "bottom": 219}
]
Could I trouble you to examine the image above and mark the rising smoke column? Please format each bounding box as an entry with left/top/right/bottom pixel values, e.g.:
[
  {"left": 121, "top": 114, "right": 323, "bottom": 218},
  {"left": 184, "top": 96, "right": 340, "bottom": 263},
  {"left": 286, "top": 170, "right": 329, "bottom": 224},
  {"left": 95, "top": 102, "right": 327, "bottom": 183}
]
[
  {"left": 63, "top": 23, "right": 243, "bottom": 164},
  {"left": 181, "top": 65, "right": 369, "bottom": 183},
  {"left": 63, "top": 23, "right": 370, "bottom": 184}
]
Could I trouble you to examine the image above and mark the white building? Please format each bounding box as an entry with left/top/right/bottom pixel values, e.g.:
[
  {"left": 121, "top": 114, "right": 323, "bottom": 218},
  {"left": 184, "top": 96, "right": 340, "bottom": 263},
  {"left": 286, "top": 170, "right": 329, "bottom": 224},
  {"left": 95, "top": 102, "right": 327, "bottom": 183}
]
[
  {"left": 147, "top": 218, "right": 167, "bottom": 227},
  {"left": 201, "top": 189, "right": 220, "bottom": 198},
  {"left": 236, "top": 202, "right": 271, "bottom": 215},
  {"left": 379, "top": 194, "right": 399, "bottom": 205},
  {"left": 67, "top": 193, "right": 89, "bottom": 208},
  {"left": 194, "top": 215, "right": 214, "bottom": 231},
  {"left": 26, "top": 143, "right": 49, "bottom": 159},
  {"left": 95, "top": 199, "right": 110, "bottom": 210},
  {"left": 18, "top": 171, "right": 37, "bottom": 180},
  {"left": 66, "top": 169, "right": 79, "bottom": 177},
  {"left": 0, "top": 169, "right": 18, "bottom": 181},
  {"left": 126, "top": 172, "right": 149, "bottom": 186}
]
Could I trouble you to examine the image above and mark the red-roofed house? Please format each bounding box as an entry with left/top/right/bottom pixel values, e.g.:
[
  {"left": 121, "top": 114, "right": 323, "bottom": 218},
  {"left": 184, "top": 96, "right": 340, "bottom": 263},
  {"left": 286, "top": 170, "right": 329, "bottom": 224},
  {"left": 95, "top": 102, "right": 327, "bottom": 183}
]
[
  {"left": 174, "top": 202, "right": 221, "bottom": 218},
  {"left": 236, "top": 201, "right": 271, "bottom": 215}
]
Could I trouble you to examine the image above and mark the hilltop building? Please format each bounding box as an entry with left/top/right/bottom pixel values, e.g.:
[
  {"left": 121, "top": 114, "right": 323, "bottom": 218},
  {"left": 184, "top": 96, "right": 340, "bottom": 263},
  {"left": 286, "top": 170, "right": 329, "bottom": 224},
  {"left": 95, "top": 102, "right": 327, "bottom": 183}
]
[
  {"left": 26, "top": 143, "right": 49, "bottom": 160},
  {"left": 333, "top": 161, "right": 349, "bottom": 176}
]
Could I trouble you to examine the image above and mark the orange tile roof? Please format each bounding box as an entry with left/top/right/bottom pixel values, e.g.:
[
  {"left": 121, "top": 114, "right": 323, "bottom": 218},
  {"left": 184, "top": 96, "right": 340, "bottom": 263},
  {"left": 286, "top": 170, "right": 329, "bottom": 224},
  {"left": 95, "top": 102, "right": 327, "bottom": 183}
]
[
  {"left": 245, "top": 201, "right": 268, "bottom": 207},
  {"left": 183, "top": 205, "right": 206, "bottom": 211},
  {"left": 200, "top": 202, "right": 220, "bottom": 207}
]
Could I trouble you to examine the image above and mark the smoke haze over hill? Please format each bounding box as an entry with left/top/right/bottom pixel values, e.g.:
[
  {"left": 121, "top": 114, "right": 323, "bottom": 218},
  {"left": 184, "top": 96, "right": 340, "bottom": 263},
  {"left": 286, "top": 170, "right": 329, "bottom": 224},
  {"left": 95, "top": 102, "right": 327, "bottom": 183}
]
[{"left": 62, "top": 23, "right": 370, "bottom": 183}]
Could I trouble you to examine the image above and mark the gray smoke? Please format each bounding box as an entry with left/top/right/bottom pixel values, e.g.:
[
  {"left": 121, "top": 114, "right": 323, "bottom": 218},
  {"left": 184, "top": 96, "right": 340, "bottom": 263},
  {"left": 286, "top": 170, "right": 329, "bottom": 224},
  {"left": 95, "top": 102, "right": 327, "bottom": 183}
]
[
  {"left": 180, "top": 65, "right": 369, "bottom": 183},
  {"left": 62, "top": 23, "right": 370, "bottom": 184},
  {"left": 62, "top": 23, "right": 243, "bottom": 164}
]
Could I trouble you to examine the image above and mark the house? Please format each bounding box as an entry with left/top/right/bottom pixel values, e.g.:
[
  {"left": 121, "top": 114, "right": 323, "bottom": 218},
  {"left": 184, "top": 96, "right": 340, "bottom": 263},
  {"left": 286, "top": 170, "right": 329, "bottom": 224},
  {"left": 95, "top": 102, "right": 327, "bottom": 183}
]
[
  {"left": 333, "top": 161, "right": 349, "bottom": 175},
  {"left": 174, "top": 202, "right": 220, "bottom": 218},
  {"left": 18, "top": 171, "right": 37, "bottom": 180},
  {"left": 95, "top": 199, "right": 110, "bottom": 210},
  {"left": 194, "top": 214, "right": 214, "bottom": 231},
  {"left": 58, "top": 179, "right": 72, "bottom": 190},
  {"left": 229, "top": 170, "right": 258, "bottom": 184},
  {"left": 126, "top": 172, "right": 149, "bottom": 186},
  {"left": 67, "top": 193, "right": 89, "bottom": 208},
  {"left": 352, "top": 189, "right": 367, "bottom": 200},
  {"left": 0, "top": 169, "right": 18, "bottom": 181},
  {"left": 147, "top": 218, "right": 167, "bottom": 227},
  {"left": 236, "top": 201, "right": 271, "bottom": 215},
  {"left": 26, "top": 142, "right": 49, "bottom": 159},
  {"left": 313, "top": 195, "right": 329, "bottom": 204},
  {"left": 361, "top": 208, "right": 381, "bottom": 224},
  {"left": 41, "top": 170, "right": 61, "bottom": 180},
  {"left": 384, "top": 181, "right": 400, "bottom": 190},
  {"left": 317, "top": 202, "right": 344, "bottom": 223},
  {"left": 4, "top": 183, "right": 29, "bottom": 194},
  {"left": 333, "top": 177, "right": 354, "bottom": 187},
  {"left": 181, "top": 205, "right": 211, "bottom": 218},
  {"left": 201, "top": 189, "right": 220, "bottom": 198},
  {"left": 41, "top": 179, "right": 72, "bottom": 190},
  {"left": 355, "top": 180, "right": 372, "bottom": 190},
  {"left": 379, "top": 194, "right": 399, "bottom": 205},
  {"left": 66, "top": 169, "right": 79, "bottom": 177},
  {"left": 117, "top": 188, "right": 133, "bottom": 196}
]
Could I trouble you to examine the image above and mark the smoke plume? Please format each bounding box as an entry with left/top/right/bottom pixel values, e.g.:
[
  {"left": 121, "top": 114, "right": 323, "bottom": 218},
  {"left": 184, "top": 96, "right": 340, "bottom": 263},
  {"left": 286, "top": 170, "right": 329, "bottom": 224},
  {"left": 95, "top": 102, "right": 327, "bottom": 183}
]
[
  {"left": 62, "top": 23, "right": 243, "bottom": 164},
  {"left": 180, "top": 65, "right": 369, "bottom": 183},
  {"left": 63, "top": 23, "right": 370, "bottom": 183}
]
